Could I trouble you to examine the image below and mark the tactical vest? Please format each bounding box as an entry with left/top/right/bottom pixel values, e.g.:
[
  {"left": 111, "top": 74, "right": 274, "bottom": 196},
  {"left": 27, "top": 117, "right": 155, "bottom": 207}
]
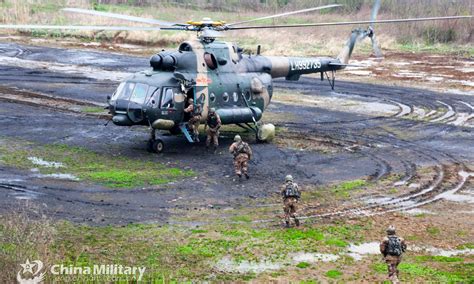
[
  {"left": 284, "top": 182, "right": 300, "bottom": 198},
  {"left": 386, "top": 236, "right": 403, "bottom": 256},
  {"left": 207, "top": 114, "right": 219, "bottom": 128}
]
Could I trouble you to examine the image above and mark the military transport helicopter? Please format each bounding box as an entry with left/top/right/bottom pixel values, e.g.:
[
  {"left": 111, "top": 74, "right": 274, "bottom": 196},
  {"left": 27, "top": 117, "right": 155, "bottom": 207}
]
[{"left": 1, "top": 1, "right": 471, "bottom": 153}]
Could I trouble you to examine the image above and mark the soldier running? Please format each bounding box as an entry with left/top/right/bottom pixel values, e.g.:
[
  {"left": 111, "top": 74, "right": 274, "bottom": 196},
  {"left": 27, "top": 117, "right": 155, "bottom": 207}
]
[
  {"left": 228, "top": 135, "right": 252, "bottom": 179},
  {"left": 380, "top": 225, "right": 407, "bottom": 283},
  {"left": 280, "top": 175, "right": 301, "bottom": 227},
  {"left": 183, "top": 98, "right": 201, "bottom": 142},
  {"left": 204, "top": 107, "right": 221, "bottom": 152}
]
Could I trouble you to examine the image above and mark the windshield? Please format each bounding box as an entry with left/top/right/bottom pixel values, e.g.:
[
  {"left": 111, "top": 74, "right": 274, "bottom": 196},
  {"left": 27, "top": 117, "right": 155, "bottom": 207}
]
[
  {"left": 130, "top": 83, "right": 149, "bottom": 104},
  {"left": 110, "top": 82, "right": 125, "bottom": 102}
]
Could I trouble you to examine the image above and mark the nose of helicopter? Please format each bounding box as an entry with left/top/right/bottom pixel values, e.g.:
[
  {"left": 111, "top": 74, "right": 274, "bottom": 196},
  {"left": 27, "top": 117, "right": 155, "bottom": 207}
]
[{"left": 108, "top": 82, "right": 148, "bottom": 126}]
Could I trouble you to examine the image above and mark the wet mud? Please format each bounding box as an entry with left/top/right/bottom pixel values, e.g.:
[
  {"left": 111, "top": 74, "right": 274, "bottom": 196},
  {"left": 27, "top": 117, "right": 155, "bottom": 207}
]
[{"left": 0, "top": 42, "right": 473, "bottom": 225}]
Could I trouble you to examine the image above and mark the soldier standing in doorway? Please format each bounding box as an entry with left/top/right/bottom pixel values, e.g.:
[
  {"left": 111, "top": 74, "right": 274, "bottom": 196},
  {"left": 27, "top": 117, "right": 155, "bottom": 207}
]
[
  {"left": 380, "top": 225, "right": 407, "bottom": 283},
  {"left": 183, "top": 98, "right": 202, "bottom": 142}
]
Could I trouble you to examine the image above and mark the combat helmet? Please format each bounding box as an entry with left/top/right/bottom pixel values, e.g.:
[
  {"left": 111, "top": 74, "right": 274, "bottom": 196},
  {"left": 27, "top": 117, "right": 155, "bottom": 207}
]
[
  {"left": 386, "top": 225, "right": 396, "bottom": 235},
  {"left": 285, "top": 175, "right": 293, "bottom": 182},
  {"left": 234, "top": 135, "right": 241, "bottom": 142}
]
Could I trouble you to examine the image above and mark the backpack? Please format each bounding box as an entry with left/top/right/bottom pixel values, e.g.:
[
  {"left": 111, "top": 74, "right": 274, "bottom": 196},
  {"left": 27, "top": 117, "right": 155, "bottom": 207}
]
[
  {"left": 284, "top": 182, "right": 300, "bottom": 198},
  {"left": 386, "top": 236, "right": 403, "bottom": 256},
  {"left": 235, "top": 142, "right": 248, "bottom": 155}
]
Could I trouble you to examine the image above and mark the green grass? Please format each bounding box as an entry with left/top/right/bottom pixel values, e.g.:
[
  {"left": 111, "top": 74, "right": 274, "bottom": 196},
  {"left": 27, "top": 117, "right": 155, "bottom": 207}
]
[
  {"left": 81, "top": 106, "right": 106, "bottom": 114},
  {"left": 0, "top": 217, "right": 370, "bottom": 282},
  {"left": 372, "top": 261, "right": 474, "bottom": 282},
  {"left": 331, "top": 179, "right": 367, "bottom": 198},
  {"left": 415, "top": 255, "right": 464, "bottom": 263},
  {"left": 457, "top": 243, "right": 474, "bottom": 249},
  {"left": 0, "top": 138, "right": 194, "bottom": 188},
  {"left": 426, "top": 226, "right": 441, "bottom": 236},
  {"left": 296, "top": 262, "right": 310, "bottom": 269},
  {"left": 325, "top": 269, "right": 342, "bottom": 278}
]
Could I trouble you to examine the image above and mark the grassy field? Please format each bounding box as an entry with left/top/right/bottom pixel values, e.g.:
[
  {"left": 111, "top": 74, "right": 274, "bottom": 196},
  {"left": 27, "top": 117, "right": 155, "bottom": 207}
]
[
  {"left": 0, "top": 137, "right": 194, "bottom": 188},
  {"left": 1, "top": 208, "right": 473, "bottom": 282}
]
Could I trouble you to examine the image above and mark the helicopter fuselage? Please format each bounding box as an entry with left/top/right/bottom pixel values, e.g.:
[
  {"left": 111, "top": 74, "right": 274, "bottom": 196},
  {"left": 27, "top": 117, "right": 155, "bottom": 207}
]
[{"left": 107, "top": 39, "right": 345, "bottom": 134}]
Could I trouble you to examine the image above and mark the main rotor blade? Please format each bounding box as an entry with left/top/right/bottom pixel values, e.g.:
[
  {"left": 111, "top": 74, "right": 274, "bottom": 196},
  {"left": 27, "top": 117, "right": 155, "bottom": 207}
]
[
  {"left": 0, "top": 24, "right": 165, "bottom": 31},
  {"left": 62, "top": 8, "right": 178, "bottom": 27},
  {"left": 227, "top": 4, "right": 341, "bottom": 26},
  {"left": 227, "top": 15, "right": 472, "bottom": 30}
]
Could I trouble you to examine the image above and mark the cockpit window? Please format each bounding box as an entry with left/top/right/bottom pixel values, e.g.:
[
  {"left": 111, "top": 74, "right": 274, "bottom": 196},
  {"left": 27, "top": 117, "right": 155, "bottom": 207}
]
[
  {"left": 110, "top": 82, "right": 125, "bottom": 101},
  {"left": 117, "top": 82, "right": 135, "bottom": 100},
  {"left": 161, "top": 87, "right": 175, "bottom": 109},
  {"left": 130, "top": 83, "right": 149, "bottom": 104}
]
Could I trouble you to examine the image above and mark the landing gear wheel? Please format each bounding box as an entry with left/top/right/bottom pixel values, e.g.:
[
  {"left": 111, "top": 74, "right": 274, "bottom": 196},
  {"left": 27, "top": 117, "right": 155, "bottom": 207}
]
[{"left": 152, "top": 139, "right": 165, "bottom": 153}]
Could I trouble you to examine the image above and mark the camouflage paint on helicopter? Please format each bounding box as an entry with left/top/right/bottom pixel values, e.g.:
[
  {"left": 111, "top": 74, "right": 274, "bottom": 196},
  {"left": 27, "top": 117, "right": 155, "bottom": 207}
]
[{"left": 107, "top": 29, "right": 359, "bottom": 151}]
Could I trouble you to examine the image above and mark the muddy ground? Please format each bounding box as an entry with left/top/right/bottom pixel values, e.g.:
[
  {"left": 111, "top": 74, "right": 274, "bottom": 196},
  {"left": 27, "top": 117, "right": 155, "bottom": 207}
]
[{"left": 0, "top": 40, "right": 473, "bottom": 226}]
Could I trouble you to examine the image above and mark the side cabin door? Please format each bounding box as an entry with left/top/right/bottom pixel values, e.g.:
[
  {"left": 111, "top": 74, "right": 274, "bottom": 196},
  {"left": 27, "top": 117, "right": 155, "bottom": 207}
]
[{"left": 160, "top": 87, "right": 185, "bottom": 123}]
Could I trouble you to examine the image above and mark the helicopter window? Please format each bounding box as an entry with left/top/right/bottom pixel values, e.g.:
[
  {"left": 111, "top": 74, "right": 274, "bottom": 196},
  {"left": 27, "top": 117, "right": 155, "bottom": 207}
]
[
  {"left": 161, "top": 87, "right": 175, "bottom": 109},
  {"left": 209, "top": 92, "right": 216, "bottom": 102},
  {"left": 110, "top": 82, "right": 125, "bottom": 102},
  {"left": 118, "top": 82, "right": 135, "bottom": 100},
  {"left": 222, "top": 92, "right": 229, "bottom": 102},
  {"left": 147, "top": 87, "right": 160, "bottom": 108},
  {"left": 233, "top": 92, "right": 238, "bottom": 102},
  {"left": 204, "top": 52, "right": 218, "bottom": 70},
  {"left": 130, "top": 83, "right": 149, "bottom": 104}
]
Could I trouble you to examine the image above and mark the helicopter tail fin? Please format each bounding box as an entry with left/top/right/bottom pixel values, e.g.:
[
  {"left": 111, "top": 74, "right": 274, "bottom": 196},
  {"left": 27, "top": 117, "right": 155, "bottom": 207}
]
[{"left": 337, "top": 29, "right": 363, "bottom": 65}]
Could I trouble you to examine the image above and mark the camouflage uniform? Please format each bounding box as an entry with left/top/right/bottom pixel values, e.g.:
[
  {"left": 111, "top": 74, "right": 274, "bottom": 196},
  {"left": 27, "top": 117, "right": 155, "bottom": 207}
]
[
  {"left": 229, "top": 135, "right": 252, "bottom": 179},
  {"left": 184, "top": 100, "right": 201, "bottom": 142},
  {"left": 380, "top": 226, "right": 407, "bottom": 283},
  {"left": 205, "top": 109, "right": 221, "bottom": 150},
  {"left": 280, "top": 175, "right": 300, "bottom": 227}
]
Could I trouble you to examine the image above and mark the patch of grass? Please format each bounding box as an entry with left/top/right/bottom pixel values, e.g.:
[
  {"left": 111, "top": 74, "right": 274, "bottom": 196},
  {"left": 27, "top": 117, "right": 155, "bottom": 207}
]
[
  {"left": 81, "top": 106, "right": 106, "bottom": 114},
  {"left": 230, "top": 215, "right": 252, "bottom": 223},
  {"left": 373, "top": 261, "right": 472, "bottom": 282},
  {"left": 0, "top": 138, "right": 194, "bottom": 188},
  {"left": 296, "top": 262, "right": 310, "bottom": 269},
  {"left": 332, "top": 179, "right": 367, "bottom": 198},
  {"left": 426, "top": 226, "right": 440, "bottom": 236},
  {"left": 325, "top": 269, "right": 342, "bottom": 278},
  {"left": 415, "top": 255, "right": 464, "bottom": 263},
  {"left": 324, "top": 237, "right": 348, "bottom": 247},
  {"left": 457, "top": 243, "right": 474, "bottom": 250}
]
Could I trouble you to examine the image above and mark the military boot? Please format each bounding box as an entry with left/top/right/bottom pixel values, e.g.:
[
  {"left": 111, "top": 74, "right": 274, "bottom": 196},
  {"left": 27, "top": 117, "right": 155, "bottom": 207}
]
[
  {"left": 295, "top": 218, "right": 300, "bottom": 227},
  {"left": 245, "top": 173, "right": 250, "bottom": 179},
  {"left": 213, "top": 145, "right": 218, "bottom": 154},
  {"left": 285, "top": 221, "right": 290, "bottom": 228}
]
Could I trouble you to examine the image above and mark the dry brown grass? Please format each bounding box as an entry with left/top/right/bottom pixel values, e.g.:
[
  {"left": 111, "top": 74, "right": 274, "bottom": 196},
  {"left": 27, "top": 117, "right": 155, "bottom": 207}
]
[{"left": 0, "top": 202, "right": 57, "bottom": 283}]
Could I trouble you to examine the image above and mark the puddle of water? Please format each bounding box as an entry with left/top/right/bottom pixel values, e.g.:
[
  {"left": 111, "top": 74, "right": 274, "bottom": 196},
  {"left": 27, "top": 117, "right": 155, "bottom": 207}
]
[
  {"left": 403, "top": 208, "right": 434, "bottom": 215},
  {"left": 411, "top": 245, "right": 474, "bottom": 257},
  {"left": 347, "top": 242, "right": 380, "bottom": 260},
  {"left": 34, "top": 173, "right": 79, "bottom": 181},
  {"left": 441, "top": 192, "right": 474, "bottom": 203},
  {"left": 215, "top": 256, "right": 281, "bottom": 274},
  {"left": 291, "top": 252, "right": 339, "bottom": 263},
  {"left": 0, "top": 56, "right": 130, "bottom": 81},
  {"left": 28, "top": 157, "right": 64, "bottom": 168}
]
